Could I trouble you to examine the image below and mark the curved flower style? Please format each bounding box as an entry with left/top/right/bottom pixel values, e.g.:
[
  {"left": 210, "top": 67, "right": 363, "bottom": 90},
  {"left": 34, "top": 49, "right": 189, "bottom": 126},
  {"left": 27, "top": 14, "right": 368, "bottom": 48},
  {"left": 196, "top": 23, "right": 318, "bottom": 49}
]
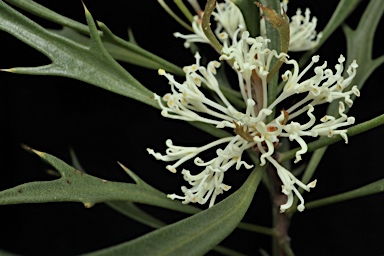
[
  {"left": 175, "top": 0, "right": 322, "bottom": 52},
  {"left": 148, "top": 33, "right": 359, "bottom": 212}
]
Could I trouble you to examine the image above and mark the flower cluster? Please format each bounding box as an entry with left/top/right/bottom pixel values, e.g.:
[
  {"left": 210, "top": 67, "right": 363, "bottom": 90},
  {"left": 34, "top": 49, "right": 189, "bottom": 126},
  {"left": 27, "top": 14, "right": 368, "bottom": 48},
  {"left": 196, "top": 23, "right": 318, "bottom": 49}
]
[
  {"left": 175, "top": 0, "right": 322, "bottom": 52},
  {"left": 150, "top": 0, "right": 359, "bottom": 212},
  {"left": 285, "top": 8, "right": 323, "bottom": 51}
]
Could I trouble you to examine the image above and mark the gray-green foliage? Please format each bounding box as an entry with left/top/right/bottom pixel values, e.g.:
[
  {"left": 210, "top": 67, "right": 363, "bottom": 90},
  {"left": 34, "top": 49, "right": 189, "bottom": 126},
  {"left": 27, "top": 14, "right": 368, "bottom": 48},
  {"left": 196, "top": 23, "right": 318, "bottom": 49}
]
[
  {"left": 0, "top": 147, "right": 199, "bottom": 214},
  {"left": 85, "top": 166, "right": 265, "bottom": 256},
  {"left": 0, "top": 1, "right": 156, "bottom": 108},
  {"left": 0, "top": 0, "right": 383, "bottom": 255}
]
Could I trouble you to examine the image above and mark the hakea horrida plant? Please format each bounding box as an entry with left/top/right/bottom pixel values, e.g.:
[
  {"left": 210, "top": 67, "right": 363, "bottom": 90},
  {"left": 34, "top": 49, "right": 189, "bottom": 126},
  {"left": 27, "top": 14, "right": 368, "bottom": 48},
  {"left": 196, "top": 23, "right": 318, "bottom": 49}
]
[{"left": 148, "top": 0, "right": 359, "bottom": 213}]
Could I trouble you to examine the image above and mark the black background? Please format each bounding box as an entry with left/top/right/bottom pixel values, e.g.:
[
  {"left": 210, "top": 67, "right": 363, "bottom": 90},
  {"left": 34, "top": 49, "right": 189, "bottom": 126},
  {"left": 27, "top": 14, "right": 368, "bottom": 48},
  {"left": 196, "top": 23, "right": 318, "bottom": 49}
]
[{"left": 0, "top": 0, "right": 383, "bottom": 255}]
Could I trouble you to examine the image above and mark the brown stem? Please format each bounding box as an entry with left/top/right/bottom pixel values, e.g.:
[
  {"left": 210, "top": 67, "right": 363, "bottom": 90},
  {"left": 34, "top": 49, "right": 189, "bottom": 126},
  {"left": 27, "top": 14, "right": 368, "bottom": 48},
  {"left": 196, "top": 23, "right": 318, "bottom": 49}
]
[{"left": 267, "top": 165, "right": 292, "bottom": 256}]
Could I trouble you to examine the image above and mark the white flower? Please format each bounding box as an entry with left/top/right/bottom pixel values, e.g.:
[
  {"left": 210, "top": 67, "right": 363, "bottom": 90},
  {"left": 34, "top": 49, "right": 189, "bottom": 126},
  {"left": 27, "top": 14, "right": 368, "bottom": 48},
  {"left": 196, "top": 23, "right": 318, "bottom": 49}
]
[
  {"left": 220, "top": 31, "right": 287, "bottom": 111},
  {"left": 288, "top": 8, "right": 322, "bottom": 52},
  {"left": 174, "top": 16, "right": 210, "bottom": 48},
  {"left": 174, "top": 0, "right": 246, "bottom": 48},
  {"left": 176, "top": 0, "right": 322, "bottom": 52},
  {"left": 260, "top": 5, "right": 322, "bottom": 52},
  {"left": 148, "top": 32, "right": 359, "bottom": 212},
  {"left": 213, "top": 0, "right": 246, "bottom": 40}
]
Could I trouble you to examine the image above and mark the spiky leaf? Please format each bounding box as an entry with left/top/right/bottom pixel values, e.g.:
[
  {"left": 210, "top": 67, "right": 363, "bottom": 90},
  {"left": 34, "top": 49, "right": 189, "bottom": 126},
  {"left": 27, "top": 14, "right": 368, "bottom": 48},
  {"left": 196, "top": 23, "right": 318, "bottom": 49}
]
[{"left": 85, "top": 165, "right": 265, "bottom": 256}]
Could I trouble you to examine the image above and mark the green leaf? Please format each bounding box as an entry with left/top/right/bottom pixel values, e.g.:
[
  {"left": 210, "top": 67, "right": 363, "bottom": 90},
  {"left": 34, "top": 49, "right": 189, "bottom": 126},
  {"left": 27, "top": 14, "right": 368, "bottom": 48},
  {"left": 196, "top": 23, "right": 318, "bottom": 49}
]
[
  {"left": 299, "top": 0, "right": 362, "bottom": 66},
  {"left": 127, "top": 28, "right": 138, "bottom": 45},
  {"left": 48, "top": 27, "right": 172, "bottom": 72},
  {"left": 342, "top": 0, "right": 384, "bottom": 90},
  {"left": 0, "top": 148, "right": 199, "bottom": 215},
  {"left": 211, "top": 246, "right": 248, "bottom": 256},
  {"left": 232, "top": 0, "right": 260, "bottom": 37},
  {"left": 328, "top": 0, "right": 384, "bottom": 116},
  {"left": 69, "top": 151, "right": 247, "bottom": 256},
  {"left": 106, "top": 201, "right": 166, "bottom": 229},
  {"left": 5, "top": 0, "right": 91, "bottom": 34},
  {"left": 0, "top": 1, "right": 158, "bottom": 108},
  {"left": 202, "top": 0, "right": 224, "bottom": 52},
  {"left": 237, "top": 222, "right": 276, "bottom": 237},
  {"left": 174, "top": 0, "right": 194, "bottom": 23},
  {"left": 84, "top": 165, "right": 265, "bottom": 256},
  {"left": 158, "top": 0, "right": 194, "bottom": 32},
  {"left": 0, "top": 250, "right": 19, "bottom": 256},
  {"left": 68, "top": 149, "right": 167, "bottom": 229},
  {"left": 257, "top": 1, "right": 289, "bottom": 55},
  {"left": 306, "top": 178, "right": 384, "bottom": 209},
  {"left": 96, "top": 21, "right": 185, "bottom": 76},
  {"left": 5, "top": 0, "right": 185, "bottom": 75}
]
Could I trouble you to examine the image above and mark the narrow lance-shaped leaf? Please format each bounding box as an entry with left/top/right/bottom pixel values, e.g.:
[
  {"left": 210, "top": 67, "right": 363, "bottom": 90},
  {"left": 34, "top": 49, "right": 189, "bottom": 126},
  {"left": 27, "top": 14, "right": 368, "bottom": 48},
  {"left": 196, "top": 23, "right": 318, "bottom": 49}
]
[
  {"left": 0, "top": 1, "right": 157, "bottom": 108},
  {"left": 158, "top": 0, "right": 194, "bottom": 32},
  {"left": 0, "top": 148, "right": 199, "bottom": 215},
  {"left": 202, "top": 0, "right": 224, "bottom": 52},
  {"left": 107, "top": 201, "right": 166, "bottom": 229},
  {"left": 106, "top": 202, "right": 248, "bottom": 256},
  {"left": 306, "top": 178, "right": 384, "bottom": 209},
  {"left": 84, "top": 165, "right": 266, "bottom": 256}
]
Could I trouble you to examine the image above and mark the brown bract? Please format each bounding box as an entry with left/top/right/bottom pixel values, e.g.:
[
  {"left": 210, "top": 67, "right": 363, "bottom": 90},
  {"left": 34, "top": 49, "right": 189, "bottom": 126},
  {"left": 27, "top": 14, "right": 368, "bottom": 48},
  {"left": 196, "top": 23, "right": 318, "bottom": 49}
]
[{"left": 233, "top": 121, "right": 255, "bottom": 142}]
